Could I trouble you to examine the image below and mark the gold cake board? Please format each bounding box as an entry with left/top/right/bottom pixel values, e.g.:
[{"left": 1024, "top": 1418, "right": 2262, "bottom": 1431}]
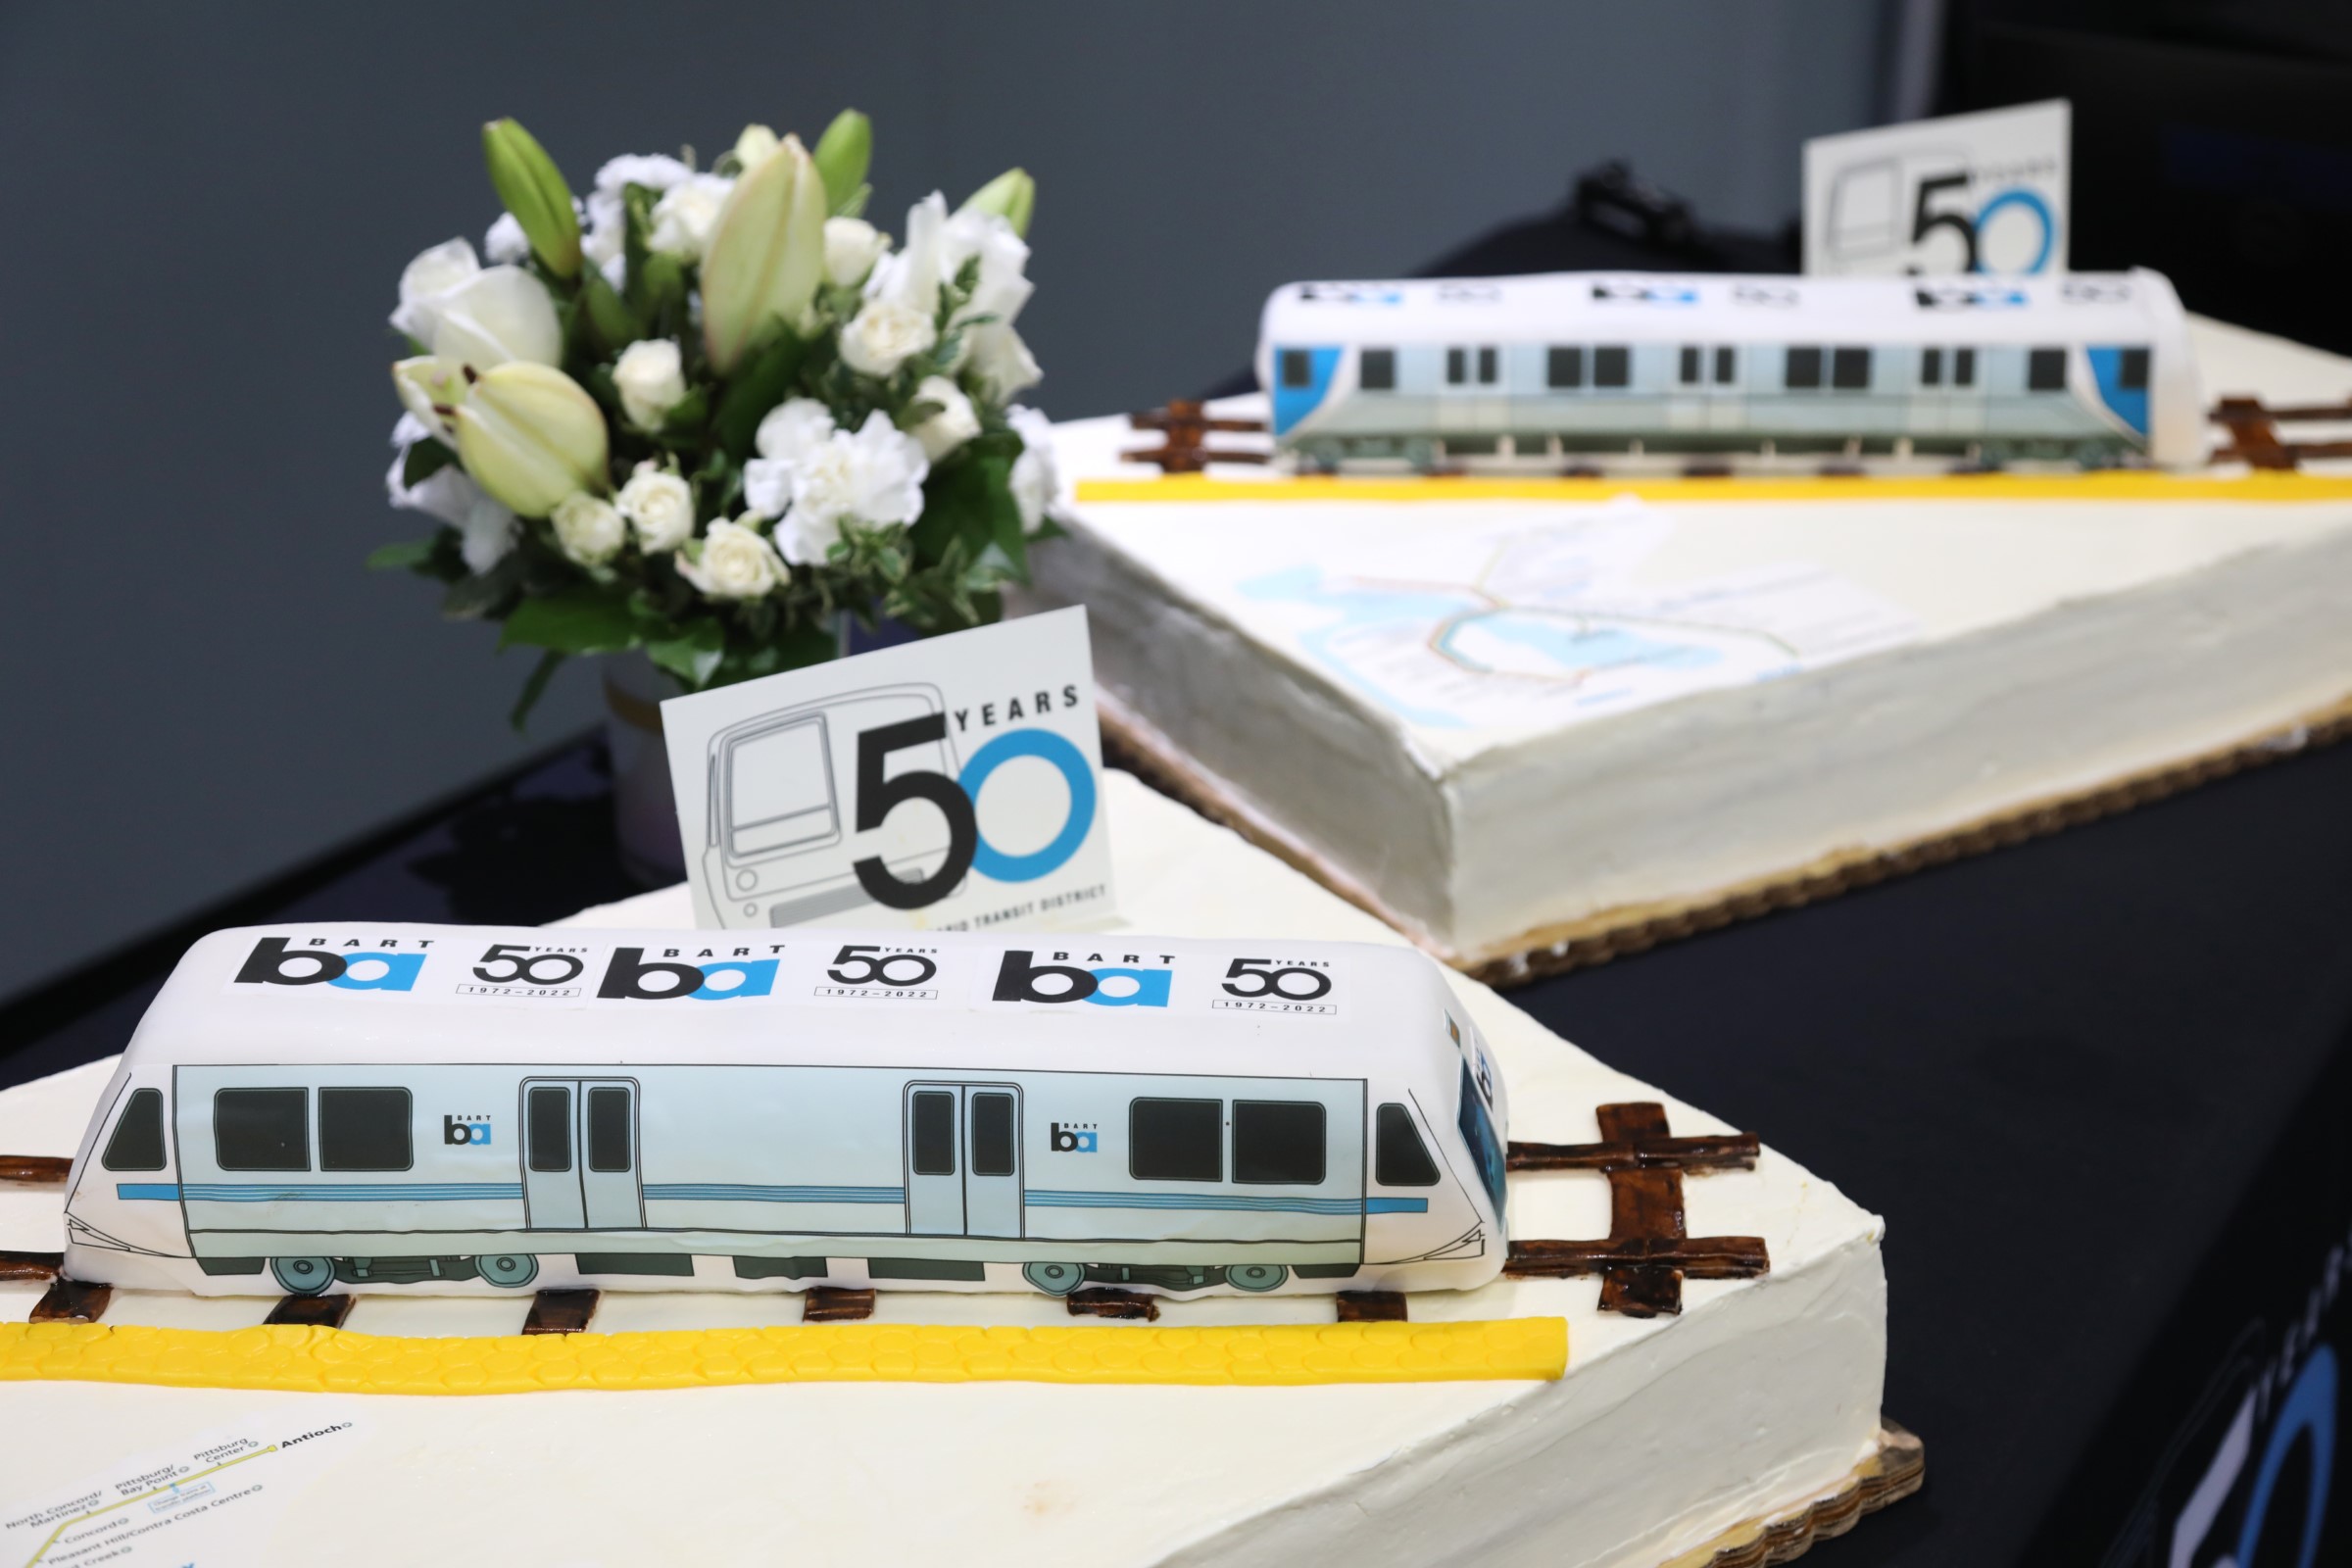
[
  {"left": 1099, "top": 685, "right": 2352, "bottom": 988},
  {"left": 1666, "top": 1422, "right": 1925, "bottom": 1568}
]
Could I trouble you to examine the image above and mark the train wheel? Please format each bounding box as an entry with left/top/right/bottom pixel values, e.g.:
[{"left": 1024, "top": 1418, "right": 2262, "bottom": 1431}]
[
  {"left": 1228, "top": 1263, "right": 1288, "bottom": 1294},
  {"left": 478, "top": 1252, "right": 540, "bottom": 1289},
  {"left": 270, "top": 1255, "right": 335, "bottom": 1297},
  {"left": 1022, "top": 1261, "right": 1085, "bottom": 1296}
]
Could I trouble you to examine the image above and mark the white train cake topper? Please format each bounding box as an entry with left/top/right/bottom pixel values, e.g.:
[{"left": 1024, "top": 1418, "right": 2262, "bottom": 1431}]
[
  {"left": 1254, "top": 268, "right": 2202, "bottom": 469},
  {"left": 61, "top": 924, "right": 1509, "bottom": 1300}
]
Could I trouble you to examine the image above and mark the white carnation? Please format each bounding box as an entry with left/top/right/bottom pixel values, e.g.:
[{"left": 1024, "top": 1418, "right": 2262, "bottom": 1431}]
[
  {"left": 869, "top": 194, "right": 1034, "bottom": 364},
  {"left": 908, "top": 374, "right": 980, "bottom": 460},
  {"left": 823, "top": 217, "right": 890, "bottom": 287},
  {"left": 616, "top": 463, "right": 697, "bottom": 553},
  {"left": 482, "top": 212, "right": 530, "bottom": 265},
  {"left": 773, "top": 410, "right": 929, "bottom": 566},
  {"left": 838, "top": 297, "right": 938, "bottom": 378},
  {"left": 612, "top": 338, "right": 688, "bottom": 431},
  {"left": 677, "top": 517, "right": 784, "bottom": 600},
  {"left": 648, "top": 172, "right": 733, "bottom": 262},
  {"left": 584, "top": 153, "right": 693, "bottom": 273},
  {"left": 550, "top": 491, "right": 627, "bottom": 566},
  {"left": 968, "top": 323, "right": 1043, "bottom": 400},
  {"left": 1006, "top": 404, "right": 1064, "bottom": 535},
  {"left": 742, "top": 399, "right": 838, "bottom": 517},
  {"left": 391, "top": 238, "right": 480, "bottom": 346},
  {"left": 385, "top": 416, "right": 518, "bottom": 572}
]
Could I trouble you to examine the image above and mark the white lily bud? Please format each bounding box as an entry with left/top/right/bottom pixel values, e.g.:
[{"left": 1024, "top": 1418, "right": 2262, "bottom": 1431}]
[
  {"left": 390, "top": 356, "right": 468, "bottom": 443},
  {"left": 700, "top": 133, "right": 826, "bottom": 374},
  {"left": 454, "top": 362, "right": 610, "bottom": 518}
]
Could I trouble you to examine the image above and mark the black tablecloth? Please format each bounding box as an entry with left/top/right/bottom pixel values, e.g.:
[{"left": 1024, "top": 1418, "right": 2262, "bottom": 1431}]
[{"left": 7, "top": 732, "right": 2349, "bottom": 1566}]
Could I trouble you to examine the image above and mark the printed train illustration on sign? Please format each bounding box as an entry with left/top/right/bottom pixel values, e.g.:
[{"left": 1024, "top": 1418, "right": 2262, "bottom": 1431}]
[
  {"left": 1254, "top": 269, "right": 2201, "bottom": 469},
  {"left": 60, "top": 925, "right": 1515, "bottom": 1300}
]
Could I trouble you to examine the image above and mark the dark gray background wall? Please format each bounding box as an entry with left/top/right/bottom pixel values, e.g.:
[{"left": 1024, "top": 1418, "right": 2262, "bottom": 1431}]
[{"left": 0, "top": 1, "right": 1898, "bottom": 1004}]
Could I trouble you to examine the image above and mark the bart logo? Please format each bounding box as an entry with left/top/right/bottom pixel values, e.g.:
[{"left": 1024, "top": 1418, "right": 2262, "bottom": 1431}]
[
  {"left": 992, "top": 950, "right": 1172, "bottom": 1008},
  {"left": 1050, "top": 1122, "right": 1099, "bottom": 1152},
  {"left": 234, "top": 937, "right": 424, "bottom": 992},
  {"left": 443, "top": 1115, "right": 493, "bottom": 1147},
  {"left": 597, "top": 947, "right": 777, "bottom": 1002}
]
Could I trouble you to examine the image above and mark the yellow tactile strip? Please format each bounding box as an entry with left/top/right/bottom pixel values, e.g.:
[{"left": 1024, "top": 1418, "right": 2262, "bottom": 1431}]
[
  {"left": 1076, "top": 471, "right": 2352, "bottom": 504},
  {"left": 0, "top": 1317, "right": 1566, "bottom": 1394}
]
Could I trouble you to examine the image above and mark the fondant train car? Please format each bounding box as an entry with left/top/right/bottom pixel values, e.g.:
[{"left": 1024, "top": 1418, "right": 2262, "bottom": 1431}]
[
  {"left": 1255, "top": 268, "right": 2202, "bottom": 468},
  {"left": 62, "top": 924, "right": 1509, "bottom": 1299}
]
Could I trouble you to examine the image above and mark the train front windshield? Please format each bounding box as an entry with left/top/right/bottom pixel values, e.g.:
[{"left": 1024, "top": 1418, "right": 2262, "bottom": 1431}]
[
  {"left": 1456, "top": 1063, "right": 1507, "bottom": 1220},
  {"left": 727, "top": 718, "right": 837, "bottom": 857}
]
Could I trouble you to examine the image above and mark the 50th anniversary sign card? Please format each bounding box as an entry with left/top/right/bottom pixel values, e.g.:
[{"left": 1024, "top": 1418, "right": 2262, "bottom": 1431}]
[{"left": 662, "top": 608, "right": 1117, "bottom": 934}]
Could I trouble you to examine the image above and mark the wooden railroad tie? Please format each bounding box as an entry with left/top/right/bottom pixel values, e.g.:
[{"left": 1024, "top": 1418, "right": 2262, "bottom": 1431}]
[
  {"left": 30, "top": 1277, "right": 111, "bottom": 1324},
  {"left": 803, "top": 1287, "right": 876, "bottom": 1324},
  {"left": 0, "top": 1154, "right": 69, "bottom": 1187},
  {"left": 2212, "top": 395, "right": 2352, "bottom": 469},
  {"left": 266, "top": 1293, "right": 355, "bottom": 1329},
  {"left": 1503, "top": 1102, "right": 1769, "bottom": 1317},
  {"left": 1066, "top": 1287, "right": 1158, "bottom": 1321},
  {"left": 1336, "top": 1290, "right": 1408, "bottom": 1323},
  {"left": 523, "top": 1288, "right": 600, "bottom": 1335},
  {"left": 1125, "top": 400, "right": 1268, "bottom": 473}
]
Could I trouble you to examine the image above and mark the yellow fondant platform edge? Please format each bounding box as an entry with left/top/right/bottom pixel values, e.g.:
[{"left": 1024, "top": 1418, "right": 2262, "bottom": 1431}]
[
  {"left": 0, "top": 1317, "right": 1566, "bottom": 1394},
  {"left": 1075, "top": 472, "right": 2352, "bottom": 504}
]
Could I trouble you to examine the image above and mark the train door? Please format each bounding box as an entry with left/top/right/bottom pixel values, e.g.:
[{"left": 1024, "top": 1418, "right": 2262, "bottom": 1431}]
[
  {"left": 904, "top": 1083, "right": 1023, "bottom": 1239},
  {"left": 520, "top": 1078, "right": 645, "bottom": 1231}
]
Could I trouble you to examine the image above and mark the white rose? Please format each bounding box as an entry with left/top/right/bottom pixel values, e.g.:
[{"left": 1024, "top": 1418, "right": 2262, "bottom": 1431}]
[
  {"left": 1006, "top": 404, "right": 1064, "bottom": 535},
  {"left": 838, "top": 298, "right": 938, "bottom": 378},
  {"left": 584, "top": 153, "right": 693, "bottom": 271},
  {"left": 616, "top": 463, "right": 697, "bottom": 553},
  {"left": 742, "top": 398, "right": 838, "bottom": 516},
  {"left": 385, "top": 416, "right": 518, "bottom": 571},
  {"left": 648, "top": 172, "right": 733, "bottom": 262},
  {"left": 550, "top": 491, "right": 627, "bottom": 566},
  {"left": 823, "top": 217, "right": 890, "bottom": 288},
  {"left": 429, "top": 266, "right": 564, "bottom": 372},
  {"left": 612, "top": 338, "right": 688, "bottom": 431},
  {"left": 482, "top": 212, "right": 529, "bottom": 266},
  {"left": 391, "top": 238, "right": 480, "bottom": 346},
  {"left": 774, "top": 410, "right": 929, "bottom": 565},
  {"left": 908, "top": 375, "right": 980, "bottom": 460},
  {"left": 677, "top": 517, "right": 784, "bottom": 599}
]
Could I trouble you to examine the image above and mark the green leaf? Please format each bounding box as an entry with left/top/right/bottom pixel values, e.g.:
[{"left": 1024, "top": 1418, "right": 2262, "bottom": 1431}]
[
  {"left": 401, "top": 437, "right": 457, "bottom": 487},
  {"left": 644, "top": 616, "right": 726, "bottom": 688},
  {"left": 509, "top": 649, "right": 564, "bottom": 732},
  {"left": 659, "top": 385, "right": 710, "bottom": 440},
  {"left": 499, "top": 583, "right": 640, "bottom": 654},
  {"left": 711, "top": 330, "right": 808, "bottom": 460},
  {"left": 368, "top": 538, "right": 438, "bottom": 571},
  {"left": 913, "top": 450, "right": 1022, "bottom": 569},
  {"left": 442, "top": 552, "right": 526, "bottom": 619},
  {"left": 582, "top": 269, "right": 644, "bottom": 353}
]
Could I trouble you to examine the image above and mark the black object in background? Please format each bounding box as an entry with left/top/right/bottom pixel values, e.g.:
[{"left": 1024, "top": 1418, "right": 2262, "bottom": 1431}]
[{"left": 1949, "top": 0, "right": 2352, "bottom": 359}]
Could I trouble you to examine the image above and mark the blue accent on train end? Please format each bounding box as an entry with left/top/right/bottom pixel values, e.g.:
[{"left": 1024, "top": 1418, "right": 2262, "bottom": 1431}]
[
  {"left": 117, "top": 1183, "right": 181, "bottom": 1200},
  {"left": 2086, "top": 346, "right": 2150, "bottom": 436},
  {"left": 1365, "top": 1197, "right": 1431, "bottom": 1214},
  {"left": 1270, "top": 346, "right": 1343, "bottom": 436}
]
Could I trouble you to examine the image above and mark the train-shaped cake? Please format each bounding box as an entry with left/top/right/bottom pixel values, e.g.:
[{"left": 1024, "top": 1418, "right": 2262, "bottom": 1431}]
[
  {"left": 60, "top": 923, "right": 1509, "bottom": 1299},
  {"left": 1254, "top": 268, "right": 2202, "bottom": 469}
]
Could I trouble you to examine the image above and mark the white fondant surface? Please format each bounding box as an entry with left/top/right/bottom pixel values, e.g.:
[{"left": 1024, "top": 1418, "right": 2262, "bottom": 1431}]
[
  {"left": 0, "top": 774, "right": 1884, "bottom": 1568},
  {"left": 1029, "top": 318, "right": 2352, "bottom": 956}
]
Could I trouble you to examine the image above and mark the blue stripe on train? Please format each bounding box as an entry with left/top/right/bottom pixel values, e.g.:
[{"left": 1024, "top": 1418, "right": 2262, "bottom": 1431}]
[
  {"left": 128, "top": 1183, "right": 1426, "bottom": 1216},
  {"left": 177, "top": 1183, "right": 523, "bottom": 1202},
  {"left": 643, "top": 1184, "right": 906, "bottom": 1204},
  {"left": 1029, "top": 1191, "right": 1427, "bottom": 1216}
]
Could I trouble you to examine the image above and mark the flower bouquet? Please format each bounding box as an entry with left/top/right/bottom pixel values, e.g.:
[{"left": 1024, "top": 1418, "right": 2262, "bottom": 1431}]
[{"left": 372, "top": 113, "right": 1060, "bottom": 726}]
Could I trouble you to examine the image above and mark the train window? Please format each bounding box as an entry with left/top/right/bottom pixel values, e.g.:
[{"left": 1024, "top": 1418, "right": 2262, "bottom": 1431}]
[
  {"left": 527, "top": 1086, "right": 571, "bottom": 1172},
  {"left": 1234, "top": 1101, "right": 1326, "bottom": 1185},
  {"left": 214, "top": 1088, "right": 309, "bottom": 1171},
  {"left": 1679, "top": 346, "right": 1701, "bottom": 385},
  {"left": 1446, "top": 347, "right": 1467, "bottom": 385},
  {"left": 1359, "top": 348, "right": 1396, "bottom": 391},
  {"left": 1374, "top": 1103, "right": 1440, "bottom": 1187},
  {"left": 319, "top": 1088, "right": 412, "bottom": 1172},
  {"left": 1785, "top": 347, "right": 1823, "bottom": 389},
  {"left": 1954, "top": 348, "right": 1977, "bottom": 387},
  {"left": 1921, "top": 347, "right": 1942, "bottom": 387},
  {"left": 970, "top": 1093, "right": 1015, "bottom": 1177},
  {"left": 1278, "top": 349, "right": 1312, "bottom": 389},
  {"left": 587, "top": 1088, "right": 631, "bottom": 1173},
  {"left": 101, "top": 1088, "right": 166, "bottom": 1171},
  {"left": 1593, "top": 346, "right": 1630, "bottom": 388},
  {"left": 1714, "top": 346, "right": 1736, "bottom": 384},
  {"left": 911, "top": 1091, "right": 956, "bottom": 1176},
  {"left": 1476, "top": 346, "right": 1497, "bottom": 385},
  {"left": 2028, "top": 348, "right": 2067, "bottom": 391},
  {"left": 1546, "top": 347, "right": 1584, "bottom": 388},
  {"left": 1130, "top": 1098, "right": 1221, "bottom": 1182},
  {"left": 1832, "top": 348, "right": 1871, "bottom": 390},
  {"left": 2120, "top": 348, "right": 2151, "bottom": 390}
]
